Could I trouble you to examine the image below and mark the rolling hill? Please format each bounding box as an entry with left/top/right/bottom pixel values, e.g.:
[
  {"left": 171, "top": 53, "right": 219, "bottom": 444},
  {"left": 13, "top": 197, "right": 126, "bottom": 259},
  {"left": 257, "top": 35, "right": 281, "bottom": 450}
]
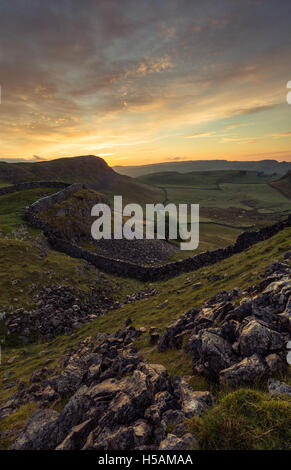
[
  {"left": 138, "top": 170, "right": 275, "bottom": 188},
  {"left": 0, "top": 155, "right": 164, "bottom": 205},
  {"left": 114, "top": 159, "right": 291, "bottom": 177}
]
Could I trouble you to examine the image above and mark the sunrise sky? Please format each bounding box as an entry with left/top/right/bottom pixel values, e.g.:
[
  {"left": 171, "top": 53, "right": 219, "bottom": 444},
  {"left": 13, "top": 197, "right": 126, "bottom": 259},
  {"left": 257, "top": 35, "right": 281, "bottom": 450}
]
[{"left": 1, "top": 0, "right": 291, "bottom": 165}]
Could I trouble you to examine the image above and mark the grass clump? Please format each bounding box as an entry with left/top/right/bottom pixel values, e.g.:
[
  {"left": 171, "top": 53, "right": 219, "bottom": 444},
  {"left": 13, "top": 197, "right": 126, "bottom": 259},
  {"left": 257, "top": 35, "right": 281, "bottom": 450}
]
[
  {"left": 0, "top": 187, "right": 59, "bottom": 234},
  {"left": 0, "top": 402, "right": 37, "bottom": 450},
  {"left": 188, "top": 389, "right": 291, "bottom": 450}
]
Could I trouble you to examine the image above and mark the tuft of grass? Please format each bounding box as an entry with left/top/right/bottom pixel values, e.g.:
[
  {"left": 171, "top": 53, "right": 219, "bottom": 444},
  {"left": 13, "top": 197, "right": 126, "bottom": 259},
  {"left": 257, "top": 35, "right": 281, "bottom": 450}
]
[
  {"left": 0, "top": 237, "right": 142, "bottom": 312},
  {"left": 0, "top": 402, "right": 37, "bottom": 450},
  {"left": 188, "top": 375, "right": 210, "bottom": 392},
  {"left": 135, "top": 336, "right": 193, "bottom": 377},
  {"left": 187, "top": 389, "right": 291, "bottom": 450},
  {"left": 0, "top": 187, "right": 60, "bottom": 234}
]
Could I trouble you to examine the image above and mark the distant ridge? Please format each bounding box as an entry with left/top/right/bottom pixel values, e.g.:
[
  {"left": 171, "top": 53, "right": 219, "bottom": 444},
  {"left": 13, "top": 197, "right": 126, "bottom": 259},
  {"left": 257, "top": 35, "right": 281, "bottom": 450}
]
[
  {"left": 0, "top": 155, "right": 164, "bottom": 204},
  {"left": 113, "top": 159, "right": 291, "bottom": 178}
]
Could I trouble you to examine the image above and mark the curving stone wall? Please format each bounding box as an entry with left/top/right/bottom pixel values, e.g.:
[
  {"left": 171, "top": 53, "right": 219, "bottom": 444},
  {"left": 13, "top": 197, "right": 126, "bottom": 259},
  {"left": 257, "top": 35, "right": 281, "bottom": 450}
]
[
  {"left": 46, "top": 216, "right": 291, "bottom": 281},
  {"left": 24, "top": 183, "right": 89, "bottom": 234},
  {"left": 5, "top": 182, "right": 291, "bottom": 281}
]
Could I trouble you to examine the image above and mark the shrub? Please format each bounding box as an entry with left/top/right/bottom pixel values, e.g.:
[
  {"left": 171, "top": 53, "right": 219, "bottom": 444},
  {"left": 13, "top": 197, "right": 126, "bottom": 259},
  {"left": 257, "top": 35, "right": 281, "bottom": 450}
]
[{"left": 188, "top": 388, "right": 291, "bottom": 450}]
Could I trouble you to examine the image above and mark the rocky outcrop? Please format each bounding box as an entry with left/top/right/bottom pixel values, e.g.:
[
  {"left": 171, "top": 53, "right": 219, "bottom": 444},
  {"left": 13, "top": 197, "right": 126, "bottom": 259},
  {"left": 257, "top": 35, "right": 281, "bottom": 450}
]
[
  {"left": 11, "top": 324, "right": 211, "bottom": 450},
  {"left": 158, "top": 261, "right": 291, "bottom": 385},
  {"left": 4, "top": 284, "right": 115, "bottom": 342},
  {"left": 4, "top": 285, "right": 158, "bottom": 343}
]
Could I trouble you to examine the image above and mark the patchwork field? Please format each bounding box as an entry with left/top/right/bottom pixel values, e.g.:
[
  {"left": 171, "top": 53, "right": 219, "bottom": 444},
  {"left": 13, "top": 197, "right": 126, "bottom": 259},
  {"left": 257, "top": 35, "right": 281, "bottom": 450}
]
[{"left": 136, "top": 170, "right": 291, "bottom": 258}]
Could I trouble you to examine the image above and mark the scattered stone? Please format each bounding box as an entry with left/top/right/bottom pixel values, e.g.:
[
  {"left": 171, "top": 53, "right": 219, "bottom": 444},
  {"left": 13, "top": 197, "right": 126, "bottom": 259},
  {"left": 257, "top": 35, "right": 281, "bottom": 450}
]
[
  {"left": 159, "top": 433, "right": 198, "bottom": 450},
  {"left": 11, "top": 325, "right": 204, "bottom": 450},
  {"left": 150, "top": 332, "right": 160, "bottom": 345},
  {"left": 174, "top": 377, "right": 215, "bottom": 417},
  {"left": 7, "top": 355, "right": 18, "bottom": 364},
  {"left": 219, "top": 354, "right": 267, "bottom": 386},
  {"left": 268, "top": 379, "right": 291, "bottom": 396}
]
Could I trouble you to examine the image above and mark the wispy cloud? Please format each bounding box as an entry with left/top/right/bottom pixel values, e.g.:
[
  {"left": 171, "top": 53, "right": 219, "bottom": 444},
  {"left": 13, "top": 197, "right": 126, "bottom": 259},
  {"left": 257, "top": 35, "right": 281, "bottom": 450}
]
[
  {"left": 270, "top": 131, "right": 291, "bottom": 138},
  {"left": 183, "top": 132, "right": 215, "bottom": 139},
  {"left": 221, "top": 137, "right": 257, "bottom": 144},
  {"left": 226, "top": 104, "right": 280, "bottom": 118},
  {"left": 0, "top": 0, "right": 290, "bottom": 163}
]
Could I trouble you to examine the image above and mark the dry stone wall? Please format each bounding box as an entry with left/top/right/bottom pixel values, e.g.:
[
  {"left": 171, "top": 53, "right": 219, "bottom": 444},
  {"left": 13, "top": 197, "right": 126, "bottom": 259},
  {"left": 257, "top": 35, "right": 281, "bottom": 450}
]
[{"left": 1, "top": 181, "right": 290, "bottom": 281}]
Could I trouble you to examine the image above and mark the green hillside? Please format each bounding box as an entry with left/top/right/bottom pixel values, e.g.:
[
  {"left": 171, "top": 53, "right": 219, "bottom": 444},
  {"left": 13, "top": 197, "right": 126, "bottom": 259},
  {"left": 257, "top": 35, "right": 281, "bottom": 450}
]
[
  {"left": 0, "top": 155, "right": 164, "bottom": 206},
  {"left": 0, "top": 187, "right": 61, "bottom": 234},
  {"left": 138, "top": 170, "right": 275, "bottom": 188},
  {"left": 0, "top": 226, "right": 290, "bottom": 449},
  {"left": 271, "top": 171, "right": 291, "bottom": 199},
  {"left": 38, "top": 188, "right": 106, "bottom": 241},
  {"left": 114, "top": 159, "right": 291, "bottom": 178}
]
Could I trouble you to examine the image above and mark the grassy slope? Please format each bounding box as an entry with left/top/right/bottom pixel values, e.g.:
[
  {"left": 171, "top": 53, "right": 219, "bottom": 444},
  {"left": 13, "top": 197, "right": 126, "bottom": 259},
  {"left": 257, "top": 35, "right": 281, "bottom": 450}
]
[
  {"left": 1, "top": 227, "right": 291, "bottom": 449},
  {"left": 137, "top": 170, "right": 291, "bottom": 257},
  {"left": 164, "top": 183, "right": 291, "bottom": 212},
  {"left": 138, "top": 170, "right": 275, "bottom": 187},
  {"left": 138, "top": 169, "right": 291, "bottom": 217},
  {"left": 0, "top": 176, "right": 290, "bottom": 449},
  {"left": 271, "top": 171, "right": 291, "bottom": 199},
  {"left": 0, "top": 187, "right": 60, "bottom": 234},
  {"left": 114, "top": 161, "right": 291, "bottom": 178},
  {"left": 167, "top": 223, "right": 242, "bottom": 260},
  {"left": 188, "top": 389, "right": 291, "bottom": 450},
  {"left": 0, "top": 156, "right": 164, "bottom": 206},
  {"left": 0, "top": 238, "right": 142, "bottom": 312}
]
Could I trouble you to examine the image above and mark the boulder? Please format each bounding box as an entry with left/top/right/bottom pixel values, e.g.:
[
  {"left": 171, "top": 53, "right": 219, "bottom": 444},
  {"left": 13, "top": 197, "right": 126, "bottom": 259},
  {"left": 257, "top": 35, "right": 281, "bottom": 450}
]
[
  {"left": 239, "top": 319, "right": 283, "bottom": 357},
  {"left": 159, "top": 433, "right": 198, "bottom": 450},
  {"left": 56, "top": 418, "right": 96, "bottom": 450},
  {"left": 265, "top": 353, "right": 285, "bottom": 373},
  {"left": 219, "top": 354, "right": 267, "bottom": 386},
  {"left": 145, "top": 391, "right": 176, "bottom": 423},
  {"left": 132, "top": 419, "right": 152, "bottom": 447},
  {"left": 12, "top": 409, "right": 59, "bottom": 450},
  {"left": 55, "top": 364, "right": 85, "bottom": 397},
  {"left": 268, "top": 379, "right": 291, "bottom": 396},
  {"left": 174, "top": 377, "right": 215, "bottom": 417},
  {"left": 42, "top": 385, "right": 59, "bottom": 402},
  {"left": 83, "top": 425, "right": 134, "bottom": 450},
  {"left": 162, "top": 409, "right": 185, "bottom": 426},
  {"left": 139, "top": 363, "right": 171, "bottom": 396},
  {"left": 197, "top": 330, "right": 235, "bottom": 376}
]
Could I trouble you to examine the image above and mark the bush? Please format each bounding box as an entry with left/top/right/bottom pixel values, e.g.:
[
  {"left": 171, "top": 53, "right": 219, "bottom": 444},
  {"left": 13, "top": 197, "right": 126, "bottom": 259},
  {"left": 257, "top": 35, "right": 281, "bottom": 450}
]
[{"left": 188, "top": 388, "right": 291, "bottom": 450}]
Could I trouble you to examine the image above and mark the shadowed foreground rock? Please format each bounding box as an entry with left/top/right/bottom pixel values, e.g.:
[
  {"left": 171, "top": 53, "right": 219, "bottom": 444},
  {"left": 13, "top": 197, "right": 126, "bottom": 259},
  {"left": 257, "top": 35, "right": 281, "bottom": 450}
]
[
  {"left": 12, "top": 325, "right": 212, "bottom": 450},
  {"left": 158, "top": 261, "right": 291, "bottom": 385}
]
